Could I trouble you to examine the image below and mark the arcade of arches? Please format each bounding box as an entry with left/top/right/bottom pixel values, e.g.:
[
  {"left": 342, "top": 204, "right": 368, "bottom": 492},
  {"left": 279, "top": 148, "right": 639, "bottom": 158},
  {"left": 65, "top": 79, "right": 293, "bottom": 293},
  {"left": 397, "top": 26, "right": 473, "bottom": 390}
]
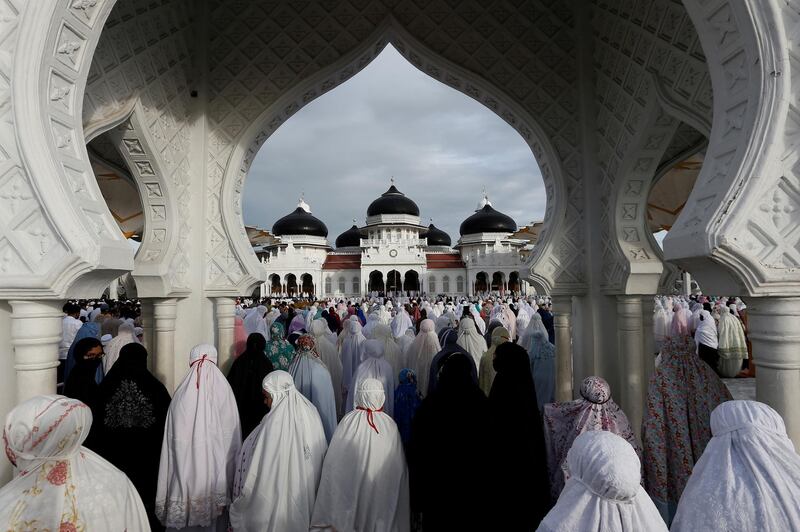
[{"left": 2, "top": 0, "right": 800, "bottom": 485}]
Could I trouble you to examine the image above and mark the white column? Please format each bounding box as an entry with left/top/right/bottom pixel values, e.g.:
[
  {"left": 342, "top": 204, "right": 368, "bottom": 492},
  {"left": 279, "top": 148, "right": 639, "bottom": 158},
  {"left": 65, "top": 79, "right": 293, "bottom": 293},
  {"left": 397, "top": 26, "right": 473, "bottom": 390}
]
[
  {"left": 153, "top": 298, "right": 178, "bottom": 391},
  {"left": 140, "top": 299, "right": 155, "bottom": 373},
  {"left": 10, "top": 300, "right": 62, "bottom": 402},
  {"left": 749, "top": 297, "right": 800, "bottom": 447},
  {"left": 682, "top": 271, "right": 692, "bottom": 297},
  {"left": 641, "top": 295, "right": 656, "bottom": 386},
  {"left": 215, "top": 297, "right": 236, "bottom": 373},
  {"left": 553, "top": 296, "right": 573, "bottom": 401},
  {"left": 108, "top": 277, "right": 119, "bottom": 300},
  {"left": 617, "top": 295, "right": 645, "bottom": 440}
]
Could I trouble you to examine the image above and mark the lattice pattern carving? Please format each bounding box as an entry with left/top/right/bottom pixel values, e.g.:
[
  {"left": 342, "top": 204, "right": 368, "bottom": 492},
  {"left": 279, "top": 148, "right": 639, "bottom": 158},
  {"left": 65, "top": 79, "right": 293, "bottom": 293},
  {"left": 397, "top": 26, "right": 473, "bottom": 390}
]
[
  {"left": 0, "top": 0, "right": 70, "bottom": 277},
  {"left": 84, "top": 0, "right": 193, "bottom": 289},
  {"left": 592, "top": 0, "right": 711, "bottom": 292}
]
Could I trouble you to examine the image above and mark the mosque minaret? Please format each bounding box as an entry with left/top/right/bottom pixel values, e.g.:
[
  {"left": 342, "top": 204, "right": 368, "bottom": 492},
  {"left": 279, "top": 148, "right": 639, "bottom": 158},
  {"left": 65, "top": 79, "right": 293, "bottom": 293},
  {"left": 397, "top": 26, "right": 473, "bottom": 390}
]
[{"left": 255, "top": 182, "right": 531, "bottom": 297}]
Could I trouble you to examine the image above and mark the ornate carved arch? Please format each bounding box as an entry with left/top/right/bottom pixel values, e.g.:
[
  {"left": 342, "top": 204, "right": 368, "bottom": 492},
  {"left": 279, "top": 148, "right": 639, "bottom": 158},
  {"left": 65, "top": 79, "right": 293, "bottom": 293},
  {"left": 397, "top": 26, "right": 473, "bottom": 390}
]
[
  {"left": 212, "top": 19, "right": 571, "bottom": 297},
  {"left": 668, "top": 1, "right": 798, "bottom": 295}
]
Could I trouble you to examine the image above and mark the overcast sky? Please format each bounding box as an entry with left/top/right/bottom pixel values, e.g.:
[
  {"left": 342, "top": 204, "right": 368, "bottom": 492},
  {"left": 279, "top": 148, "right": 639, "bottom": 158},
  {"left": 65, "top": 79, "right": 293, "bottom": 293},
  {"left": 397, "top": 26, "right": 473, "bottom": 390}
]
[{"left": 243, "top": 44, "right": 545, "bottom": 243}]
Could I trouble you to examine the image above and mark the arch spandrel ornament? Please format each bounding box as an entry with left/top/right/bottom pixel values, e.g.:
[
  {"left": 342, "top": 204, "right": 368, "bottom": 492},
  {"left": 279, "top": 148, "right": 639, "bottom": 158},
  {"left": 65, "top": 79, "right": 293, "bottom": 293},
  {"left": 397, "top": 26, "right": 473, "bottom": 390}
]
[
  {"left": 1, "top": 0, "right": 133, "bottom": 298},
  {"left": 207, "top": 12, "right": 584, "bottom": 297},
  {"left": 666, "top": 1, "right": 800, "bottom": 295}
]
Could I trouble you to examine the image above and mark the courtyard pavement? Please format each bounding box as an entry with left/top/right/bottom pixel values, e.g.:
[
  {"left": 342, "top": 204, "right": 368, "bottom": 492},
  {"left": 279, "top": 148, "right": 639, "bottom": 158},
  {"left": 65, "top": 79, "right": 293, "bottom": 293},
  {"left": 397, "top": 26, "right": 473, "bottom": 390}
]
[{"left": 722, "top": 377, "right": 756, "bottom": 401}]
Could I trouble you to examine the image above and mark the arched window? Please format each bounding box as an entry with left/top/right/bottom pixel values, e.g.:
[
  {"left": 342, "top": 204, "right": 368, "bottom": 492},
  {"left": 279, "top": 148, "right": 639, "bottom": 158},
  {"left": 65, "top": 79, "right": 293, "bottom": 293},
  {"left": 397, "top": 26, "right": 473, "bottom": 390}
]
[
  {"left": 442, "top": 275, "right": 450, "bottom": 293},
  {"left": 352, "top": 277, "right": 359, "bottom": 294},
  {"left": 429, "top": 275, "right": 436, "bottom": 293},
  {"left": 324, "top": 276, "right": 332, "bottom": 294},
  {"left": 456, "top": 275, "right": 464, "bottom": 293},
  {"left": 338, "top": 276, "right": 346, "bottom": 293}
]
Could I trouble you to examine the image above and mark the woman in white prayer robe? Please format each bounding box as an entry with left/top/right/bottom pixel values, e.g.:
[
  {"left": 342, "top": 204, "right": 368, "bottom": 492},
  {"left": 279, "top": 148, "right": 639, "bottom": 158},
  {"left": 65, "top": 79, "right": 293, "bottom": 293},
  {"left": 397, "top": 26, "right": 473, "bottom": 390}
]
[
  {"left": 456, "top": 317, "right": 488, "bottom": 371},
  {"left": 537, "top": 431, "right": 667, "bottom": 532},
  {"left": 346, "top": 339, "right": 395, "bottom": 416},
  {"left": 362, "top": 312, "right": 381, "bottom": 338},
  {"left": 102, "top": 320, "right": 140, "bottom": 374},
  {"left": 396, "top": 327, "right": 416, "bottom": 365},
  {"left": 310, "top": 319, "right": 344, "bottom": 417},
  {"left": 243, "top": 305, "right": 269, "bottom": 340},
  {"left": 0, "top": 395, "right": 150, "bottom": 531},
  {"left": 716, "top": 304, "right": 748, "bottom": 377},
  {"left": 289, "top": 334, "right": 338, "bottom": 443},
  {"left": 671, "top": 400, "right": 800, "bottom": 532},
  {"left": 406, "top": 318, "right": 441, "bottom": 399},
  {"left": 230, "top": 371, "right": 328, "bottom": 532},
  {"left": 373, "top": 322, "right": 403, "bottom": 380},
  {"left": 341, "top": 318, "right": 367, "bottom": 403},
  {"left": 391, "top": 307, "right": 413, "bottom": 338},
  {"left": 311, "top": 379, "right": 410, "bottom": 532},
  {"left": 156, "top": 344, "right": 241, "bottom": 531}
]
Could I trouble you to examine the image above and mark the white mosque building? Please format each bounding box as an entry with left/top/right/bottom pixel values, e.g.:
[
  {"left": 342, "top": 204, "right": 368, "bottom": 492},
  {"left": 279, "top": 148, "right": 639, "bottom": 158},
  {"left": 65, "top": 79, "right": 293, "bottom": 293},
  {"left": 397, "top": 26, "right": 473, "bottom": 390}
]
[{"left": 253, "top": 183, "right": 534, "bottom": 298}]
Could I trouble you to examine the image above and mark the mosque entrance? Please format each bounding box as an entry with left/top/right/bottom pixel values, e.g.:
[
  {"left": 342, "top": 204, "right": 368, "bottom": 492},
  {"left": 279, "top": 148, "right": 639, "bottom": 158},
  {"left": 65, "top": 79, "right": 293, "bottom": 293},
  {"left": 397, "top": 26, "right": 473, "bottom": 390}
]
[
  {"left": 368, "top": 271, "right": 384, "bottom": 293},
  {"left": 508, "top": 272, "right": 520, "bottom": 293},
  {"left": 386, "top": 270, "right": 402, "bottom": 293},
  {"left": 491, "top": 272, "right": 505, "bottom": 292},
  {"left": 403, "top": 271, "right": 420, "bottom": 294},
  {"left": 300, "top": 274, "right": 314, "bottom": 297},
  {"left": 475, "top": 272, "right": 489, "bottom": 293},
  {"left": 269, "top": 275, "right": 281, "bottom": 295},
  {"left": 285, "top": 274, "right": 298, "bottom": 297}
]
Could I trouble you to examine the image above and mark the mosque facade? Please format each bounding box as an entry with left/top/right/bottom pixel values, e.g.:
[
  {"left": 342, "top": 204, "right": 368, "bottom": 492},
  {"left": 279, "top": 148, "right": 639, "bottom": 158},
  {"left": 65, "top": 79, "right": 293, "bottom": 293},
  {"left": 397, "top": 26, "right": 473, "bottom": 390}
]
[{"left": 253, "top": 184, "right": 533, "bottom": 298}]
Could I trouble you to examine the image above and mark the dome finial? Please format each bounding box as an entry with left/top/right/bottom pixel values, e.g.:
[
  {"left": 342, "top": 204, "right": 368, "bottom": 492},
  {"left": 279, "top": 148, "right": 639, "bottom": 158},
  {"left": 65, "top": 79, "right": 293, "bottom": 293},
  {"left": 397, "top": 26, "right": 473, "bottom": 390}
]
[
  {"left": 477, "top": 186, "right": 492, "bottom": 211},
  {"left": 390, "top": 176, "right": 395, "bottom": 186},
  {"left": 352, "top": 218, "right": 357, "bottom": 226},
  {"left": 297, "top": 192, "right": 311, "bottom": 213}
]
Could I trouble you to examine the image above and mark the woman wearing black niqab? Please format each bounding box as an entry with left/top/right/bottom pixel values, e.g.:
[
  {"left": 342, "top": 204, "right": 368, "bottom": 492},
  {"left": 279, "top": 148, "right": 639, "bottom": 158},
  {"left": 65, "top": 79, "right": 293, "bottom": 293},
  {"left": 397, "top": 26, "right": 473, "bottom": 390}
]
[
  {"left": 409, "top": 352, "right": 492, "bottom": 531},
  {"left": 227, "top": 332, "right": 274, "bottom": 438},
  {"left": 489, "top": 341, "right": 551, "bottom": 529},
  {"left": 94, "top": 342, "right": 171, "bottom": 532},
  {"left": 63, "top": 336, "right": 104, "bottom": 448}
]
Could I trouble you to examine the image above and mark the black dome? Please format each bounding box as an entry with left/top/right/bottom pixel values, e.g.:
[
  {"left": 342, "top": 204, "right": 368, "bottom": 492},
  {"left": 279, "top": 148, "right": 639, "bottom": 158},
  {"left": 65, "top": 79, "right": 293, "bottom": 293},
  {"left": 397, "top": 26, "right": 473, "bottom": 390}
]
[
  {"left": 272, "top": 207, "right": 328, "bottom": 237},
  {"left": 422, "top": 223, "right": 451, "bottom": 247},
  {"left": 366, "top": 185, "right": 420, "bottom": 217},
  {"left": 335, "top": 224, "right": 363, "bottom": 248},
  {"left": 459, "top": 204, "right": 517, "bottom": 236}
]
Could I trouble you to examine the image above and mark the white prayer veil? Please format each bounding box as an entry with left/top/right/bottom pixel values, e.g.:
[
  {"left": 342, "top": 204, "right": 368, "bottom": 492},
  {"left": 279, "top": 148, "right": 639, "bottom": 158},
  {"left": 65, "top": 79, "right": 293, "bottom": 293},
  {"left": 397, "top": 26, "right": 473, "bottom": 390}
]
[
  {"left": 311, "top": 379, "right": 410, "bottom": 532},
  {"left": 230, "top": 371, "right": 328, "bottom": 532},
  {"left": 390, "top": 308, "right": 413, "bottom": 338},
  {"left": 694, "top": 309, "right": 718, "bottom": 349},
  {"left": 0, "top": 395, "right": 149, "bottom": 531},
  {"left": 456, "top": 317, "right": 488, "bottom": 370},
  {"left": 373, "top": 323, "right": 403, "bottom": 379},
  {"left": 155, "top": 344, "right": 242, "bottom": 529},
  {"left": 102, "top": 321, "right": 140, "bottom": 374},
  {"left": 671, "top": 400, "right": 800, "bottom": 532},
  {"left": 310, "top": 319, "right": 344, "bottom": 417},
  {"left": 243, "top": 305, "right": 269, "bottom": 340},
  {"left": 538, "top": 431, "right": 667, "bottom": 532},
  {"left": 408, "top": 319, "right": 441, "bottom": 398},
  {"left": 346, "top": 339, "right": 395, "bottom": 416},
  {"left": 341, "top": 318, "right": 367, "bottom": 398}
]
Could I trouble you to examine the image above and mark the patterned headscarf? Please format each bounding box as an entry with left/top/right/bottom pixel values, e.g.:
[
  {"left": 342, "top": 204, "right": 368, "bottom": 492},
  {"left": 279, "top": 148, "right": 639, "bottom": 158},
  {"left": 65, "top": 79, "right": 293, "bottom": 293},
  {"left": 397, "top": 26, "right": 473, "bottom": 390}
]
[{"left": 265, "top": 323, "right": 296, "bottom": 371}]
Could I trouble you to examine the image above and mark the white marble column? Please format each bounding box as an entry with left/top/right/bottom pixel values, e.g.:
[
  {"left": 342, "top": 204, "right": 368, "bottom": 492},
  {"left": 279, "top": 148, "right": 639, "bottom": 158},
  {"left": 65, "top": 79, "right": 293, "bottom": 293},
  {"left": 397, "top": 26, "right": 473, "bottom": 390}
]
[
  {"left": 153, "top": 298, "right": 178, "bottom": 391},
  {"left": 617, "top": 295, "right": 645, "bottom": 439},
  {"left": 641, "top": 295, "right": 656, "bottom": 386},
  {"left": 748, "top": 297, "right": 800, "bottom": 447},
  {"left": 108, "top": 277, "right": 119, "bottom": 300},
  {"left": 215, "top": 297, "right": 236, "bottom": 374},
  {"left": 140, "top": 299, "right": 155, "bottom": 372},
  {"left": 682, "top": 271, "right": 692, "bottom": 297},
  {"left": 553, "top": 296, "right": 573, "bottom": 401},
  {"left": 10, "top": 300, "right": 62, "bottom": 402}
]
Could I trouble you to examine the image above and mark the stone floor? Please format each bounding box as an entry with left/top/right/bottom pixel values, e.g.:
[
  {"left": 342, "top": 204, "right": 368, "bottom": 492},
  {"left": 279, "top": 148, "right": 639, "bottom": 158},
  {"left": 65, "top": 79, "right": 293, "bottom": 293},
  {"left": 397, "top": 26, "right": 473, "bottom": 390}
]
[{"left": 722, "top": 377, "right": 756, "bottom": 400}]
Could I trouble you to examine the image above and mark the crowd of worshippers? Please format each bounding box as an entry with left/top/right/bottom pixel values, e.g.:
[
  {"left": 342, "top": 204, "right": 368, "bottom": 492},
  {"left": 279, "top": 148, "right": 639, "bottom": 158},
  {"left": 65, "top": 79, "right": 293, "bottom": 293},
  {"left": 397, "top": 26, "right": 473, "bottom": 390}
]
[
  {"left": 1, "top": 296, "right": 799, "bottom": 531},
  {"left": 653, "top": 294, "right": 753, "bottom": 378}
]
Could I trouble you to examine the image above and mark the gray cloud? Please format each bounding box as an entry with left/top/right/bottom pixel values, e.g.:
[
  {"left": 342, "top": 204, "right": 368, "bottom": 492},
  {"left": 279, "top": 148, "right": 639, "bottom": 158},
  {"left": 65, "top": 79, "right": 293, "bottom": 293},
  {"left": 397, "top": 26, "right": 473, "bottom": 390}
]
[{"left": 243, "top": 44, "right": 545, "bottom": 243}]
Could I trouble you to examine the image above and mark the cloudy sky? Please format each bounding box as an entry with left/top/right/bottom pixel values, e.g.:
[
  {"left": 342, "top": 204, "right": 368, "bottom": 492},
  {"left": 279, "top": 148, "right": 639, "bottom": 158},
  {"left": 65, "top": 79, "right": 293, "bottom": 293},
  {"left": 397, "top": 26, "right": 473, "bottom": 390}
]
[{"left": 243, "top": 44, "right": 545, "bottom": 243}]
